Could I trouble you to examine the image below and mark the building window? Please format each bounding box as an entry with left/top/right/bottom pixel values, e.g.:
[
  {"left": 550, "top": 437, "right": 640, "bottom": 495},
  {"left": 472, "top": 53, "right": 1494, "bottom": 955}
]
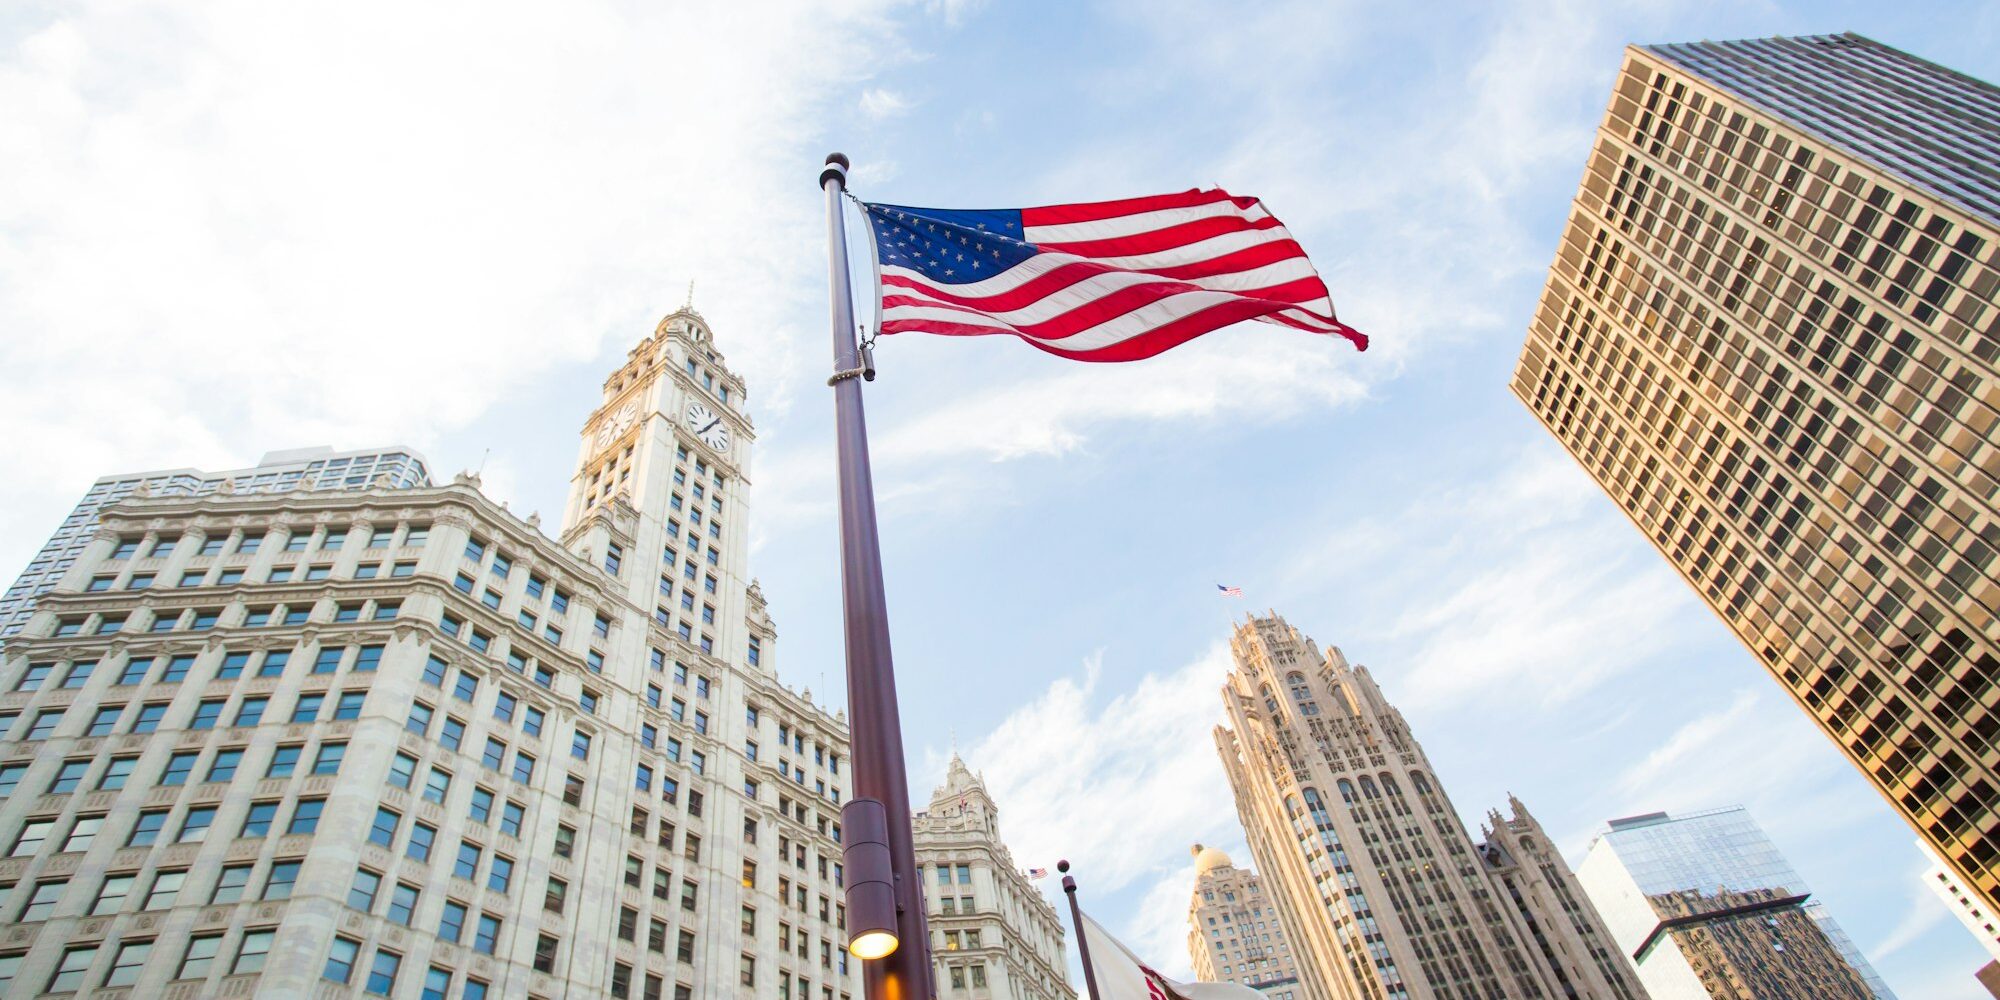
[
  {"left": 211, "top": 865, "right": 251, "bottom": 904},
  {"left": 387, "top": 883, "right": 420, "bottom": 926},
  {"left": 47, "top": 945, "right": 99, "bottom": 993},
  {"left": 324, "top": 936, "right": 361, "bottom": 984},
  {"left": 287, "top": 799, "right": 325, "bottom": 835},
  {"left": 474, "top": 915, "right": 501, "bottom": 955},
  {"left": 265, "top": 861, "right": 302, "bottom": 900},
  {"left": 350, "top": 869, "right": 383, "bottom": 911},
  {"left": 234, "top": 929, "right": 276, "bottom": 974},
  {"left": 364, "top": 949, "right": 401, "bottom": 996},
  {"left": 178, "top": 934, "right": 223, "bottom": 980}
]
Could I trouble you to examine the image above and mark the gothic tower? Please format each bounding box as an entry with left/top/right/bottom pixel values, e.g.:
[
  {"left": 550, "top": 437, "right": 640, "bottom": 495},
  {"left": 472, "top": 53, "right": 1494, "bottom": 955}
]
[{"left": 1214, "top": 614, "right": 1647, "bottom": 1000}]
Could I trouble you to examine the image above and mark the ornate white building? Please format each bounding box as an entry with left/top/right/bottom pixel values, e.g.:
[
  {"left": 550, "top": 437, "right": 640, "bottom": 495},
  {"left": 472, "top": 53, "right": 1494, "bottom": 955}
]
[
  {"left": 0, "top": 308, "right": 859, "bottom": 999},
  {"left": 1186, "top": 843, "right": 1304, "bottom": 998},
  {"left": 0, "top": 445, "right": 432, "bottom": 639},
  {"left": 912, "top": 755, "right": 1074, "bottom": 1000},
  {"left": 1214, "top": 613, "right": 1648, "bottom": 1000}
]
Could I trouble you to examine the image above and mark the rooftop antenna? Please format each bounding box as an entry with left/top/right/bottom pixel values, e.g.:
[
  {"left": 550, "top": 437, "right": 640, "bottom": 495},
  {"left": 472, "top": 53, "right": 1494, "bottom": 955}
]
[
  {"left": 475, "top": 448, "right": 490, "bottom": 476},
  {"left": 684, "top": 279, "right": 695, "bottom": 310}
]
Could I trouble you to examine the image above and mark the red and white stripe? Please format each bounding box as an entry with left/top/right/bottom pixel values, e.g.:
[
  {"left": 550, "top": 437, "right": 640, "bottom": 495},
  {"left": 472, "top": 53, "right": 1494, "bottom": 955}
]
[{"left": 873, "top": 188, "right": 1367, "bottom": 363}]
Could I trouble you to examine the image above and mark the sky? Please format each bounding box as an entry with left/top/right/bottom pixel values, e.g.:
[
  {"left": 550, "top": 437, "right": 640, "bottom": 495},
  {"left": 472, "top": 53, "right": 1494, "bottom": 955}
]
[{"left": 4, "top": 0, "right": 2000, "bottom": 996}]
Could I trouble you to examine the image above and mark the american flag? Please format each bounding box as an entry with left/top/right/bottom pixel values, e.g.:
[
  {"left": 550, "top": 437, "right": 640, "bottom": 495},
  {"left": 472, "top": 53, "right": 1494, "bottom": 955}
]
[
  {"left": 859, "top": 189, "right": 1366, "bottom": 362},
  {"left": 1027, "top": 867, "right": 1049, "bottom": 880},
  {"left": 1217, "top": 584, "right": 1243, "bottom": 597}
]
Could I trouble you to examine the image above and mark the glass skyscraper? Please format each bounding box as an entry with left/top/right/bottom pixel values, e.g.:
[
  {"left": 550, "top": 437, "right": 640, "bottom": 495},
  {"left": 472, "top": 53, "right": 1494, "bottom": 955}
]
[
  {"left": 1512, "top": 33, "right": 2000, "bottom": 920},
  {"left": 0, "top": 446, "right": 432, "bottom": 639},
  {"left": 1576, "top": 807, "right": 1891, "bottom": 999}
]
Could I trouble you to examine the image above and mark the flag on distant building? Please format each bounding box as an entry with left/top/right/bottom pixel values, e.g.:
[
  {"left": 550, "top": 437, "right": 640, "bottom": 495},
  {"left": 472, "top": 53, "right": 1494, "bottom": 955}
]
[
  {"left": 1027, "top": 867, "right": 1049, "bottom": 880},
  {"left": 1079, "top": 911, "right": 1262, "bottom": 998},
  {"left": 1216, "top": 584, "right": 1242, "bottom": 597},
  {"left": 858, "top": 189, "right": 1367, "bottom": 362}
]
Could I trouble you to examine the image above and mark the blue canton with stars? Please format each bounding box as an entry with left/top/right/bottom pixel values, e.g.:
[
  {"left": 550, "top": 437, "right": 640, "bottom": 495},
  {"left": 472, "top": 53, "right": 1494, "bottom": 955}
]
[{"left": 864, "top": 202, "right": 1041, "bottom": 285}]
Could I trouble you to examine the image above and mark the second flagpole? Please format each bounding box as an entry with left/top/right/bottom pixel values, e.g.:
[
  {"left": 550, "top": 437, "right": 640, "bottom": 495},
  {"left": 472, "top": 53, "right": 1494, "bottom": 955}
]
[
  {"left": 1059, "top": 860, "right": 1104, "bottom": 1000},
  {"left": 822, "top": 152, "right": 934, "bottom": 1000}
]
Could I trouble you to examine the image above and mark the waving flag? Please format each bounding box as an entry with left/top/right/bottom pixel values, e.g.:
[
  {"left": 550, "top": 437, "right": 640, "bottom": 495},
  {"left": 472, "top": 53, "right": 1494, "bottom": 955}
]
[
  {"left": 859, "top": 189, "right": 1366, "bottom": 362},
  {"left": 1027, "top": 867, "right": 1049, "bottom": 880},
  {"left": 1216, "top": 584, "right": 1243, "bottom": 598}
]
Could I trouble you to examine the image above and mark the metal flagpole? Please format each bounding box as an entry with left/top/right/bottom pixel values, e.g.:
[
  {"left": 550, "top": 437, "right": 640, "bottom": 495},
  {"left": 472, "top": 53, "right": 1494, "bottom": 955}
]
[
  {"left": 821, "top": 152, "right": 934, "bottom": 1000},
  {"left": 1059, "top": 860, "right": 1104, "bottom": 1000}
]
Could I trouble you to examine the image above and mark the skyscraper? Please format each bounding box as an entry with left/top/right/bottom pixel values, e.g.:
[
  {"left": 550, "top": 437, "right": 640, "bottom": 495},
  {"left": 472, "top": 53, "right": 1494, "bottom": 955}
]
[
  {"left": 0, "top": 307, "right": 859, "bottom": 998},
  {"left": 1510, "top": 32, "right": 2000, "bottom": 915},
  {"left": 1575, "top": 807, "right": 1889, "bottom": 1000},
  {"left": 1214, "top": 613, "right": 1647, "bottom": 1000},
  {"left": 1185, "top": 843, "right": 1304, "bottom": 998},
  {"left": 0, "top": 445, "right": 433, "bottom": 639},
  {"left": 911, "top": 755, "right": 1073, "bottom": 1000}
]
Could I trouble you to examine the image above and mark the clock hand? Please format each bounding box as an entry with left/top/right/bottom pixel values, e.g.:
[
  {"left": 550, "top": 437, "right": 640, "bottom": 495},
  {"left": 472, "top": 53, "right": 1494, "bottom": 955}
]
[{"left": 699, "top": 419, "right": 722, "bottom": 434}]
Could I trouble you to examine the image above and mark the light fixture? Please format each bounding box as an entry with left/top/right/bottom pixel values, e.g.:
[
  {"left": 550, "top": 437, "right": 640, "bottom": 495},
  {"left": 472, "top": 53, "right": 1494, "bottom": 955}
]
[
  {"left": 844, "top": 797, "right": 900, "bottom": 960},
  {"left": 849, "top": 929, "right": 899, "bottom": 960}
]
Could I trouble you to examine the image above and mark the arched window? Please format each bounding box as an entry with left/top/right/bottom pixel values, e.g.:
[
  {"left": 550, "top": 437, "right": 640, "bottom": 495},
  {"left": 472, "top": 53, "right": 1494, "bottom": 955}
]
[
  {"left": 1260, "top": 685, "right": 1279, "bottom": 715},
  {"left": 1409, "top": 771, "right": 1432, "bottom": 794},
  {"left": 1379, "top": 774, "right": 1402, "bottom": 797},
  {"left": 1358, "top": 775, "right": 1379, "bottom": 799},
  {"left": 1287, "top": 672, "right": 1312, "bottom": 701},
  {"left": 1336, "top": 779, "right": 1356, "bottom": 804}
]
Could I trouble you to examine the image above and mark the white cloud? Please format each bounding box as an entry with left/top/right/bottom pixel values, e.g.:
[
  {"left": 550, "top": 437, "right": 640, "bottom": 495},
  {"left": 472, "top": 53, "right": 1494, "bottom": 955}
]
[
  {"left": 1276, "top": 447, "right": 1705, "bottom": 710},
  {"left": 1614, "top": 688, "right": 1767, "bottom": 800},
  {"left": 750, "top": 331, "right": 1374, "bottom": 537},
  {"left": 1585, "top": 686, "right": 1879, "bottom": 854},
  {"left": 962, "top": 645, "right": 1244, "bottom": 967},
  {"left": 858, "top": 87, "right": 913, "bottom": 119},
  {"left": 877, "top": 336, "right": 1370, "bottom": 464},
  {"left": 922, "top": 0, "right": 986, "bottom": 27},
  {"left": 1869, "top": 865, "right": 1953, "bottom": 963},
  {"left": 0, "top": 0, "right": 909, "bottom": 578}
]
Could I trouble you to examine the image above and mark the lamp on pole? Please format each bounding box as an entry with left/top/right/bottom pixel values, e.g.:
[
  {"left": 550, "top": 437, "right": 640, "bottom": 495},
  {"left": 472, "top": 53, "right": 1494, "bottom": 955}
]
[{"left": 821, "top": 152, "right": 934, "bottom": 1000}]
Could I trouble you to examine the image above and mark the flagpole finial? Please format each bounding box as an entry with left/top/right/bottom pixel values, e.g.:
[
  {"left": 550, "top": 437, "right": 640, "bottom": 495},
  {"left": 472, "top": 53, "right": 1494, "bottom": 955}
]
[
  {"left": 1057, "top": 859, "right": 1070, "bottom": 873},
  {"left": 821, "top": 152, "right": 850, "bottom": 187}
]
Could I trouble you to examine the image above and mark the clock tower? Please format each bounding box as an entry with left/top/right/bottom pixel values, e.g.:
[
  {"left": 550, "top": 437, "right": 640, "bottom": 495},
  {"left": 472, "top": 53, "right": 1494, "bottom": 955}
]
[{"left": 561, "top": 306, "right": 755, "bottom": 667}]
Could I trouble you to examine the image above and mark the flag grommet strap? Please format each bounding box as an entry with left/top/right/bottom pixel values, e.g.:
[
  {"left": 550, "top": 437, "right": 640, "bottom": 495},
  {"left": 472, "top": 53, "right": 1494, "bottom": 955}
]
[{"left": 859, "top": 188, "right": 1367, "bottom": 363}]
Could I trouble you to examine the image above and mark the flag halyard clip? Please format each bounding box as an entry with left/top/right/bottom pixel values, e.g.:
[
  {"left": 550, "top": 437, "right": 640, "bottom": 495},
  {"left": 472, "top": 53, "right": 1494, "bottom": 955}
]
[{"left": 827, "top": 325, "right": 878, "bottom": 385}]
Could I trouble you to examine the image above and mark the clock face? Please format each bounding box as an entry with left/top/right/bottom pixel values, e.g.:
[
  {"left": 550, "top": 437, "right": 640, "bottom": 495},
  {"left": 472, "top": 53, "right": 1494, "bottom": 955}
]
[
  {"left": 685, "top": 401, "right": 731, "bottom": 453},
  {"left": 596, "top": 402, "right": 641, "bottom": 448}
]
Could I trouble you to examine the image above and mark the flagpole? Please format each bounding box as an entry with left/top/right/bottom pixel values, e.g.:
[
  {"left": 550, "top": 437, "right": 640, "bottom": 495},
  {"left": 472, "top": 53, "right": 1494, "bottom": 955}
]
[
  {"left": 1058, "top": 860, "right": 1104, "bottom": 1000},
  {"left": 821, "top": 152, "right": 933, "bottom": 1000}
]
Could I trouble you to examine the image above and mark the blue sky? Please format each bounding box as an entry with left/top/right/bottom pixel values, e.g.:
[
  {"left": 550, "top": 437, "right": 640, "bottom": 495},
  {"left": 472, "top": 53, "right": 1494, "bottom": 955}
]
[{"left": 5, "top": 0, "right": 2000, "bottom": 995}]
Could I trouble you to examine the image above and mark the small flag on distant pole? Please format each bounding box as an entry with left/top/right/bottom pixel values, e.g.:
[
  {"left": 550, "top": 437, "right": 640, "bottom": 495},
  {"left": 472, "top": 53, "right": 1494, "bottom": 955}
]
[
  {"left": 856, "top": 188, "right": 1366, "bottom": 362},
  {"left": 1027, "top": 867, "right": 1049, "bottom": 880},
  {"left": 1216, "top": 584, "right": 1243, "bottom": 597}
]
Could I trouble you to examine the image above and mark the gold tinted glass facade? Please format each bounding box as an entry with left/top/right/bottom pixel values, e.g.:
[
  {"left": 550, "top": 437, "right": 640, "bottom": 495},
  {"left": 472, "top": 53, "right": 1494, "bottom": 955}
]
[{"left": 1512, "top": 34, "right": 2000, "bottom": 914}]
